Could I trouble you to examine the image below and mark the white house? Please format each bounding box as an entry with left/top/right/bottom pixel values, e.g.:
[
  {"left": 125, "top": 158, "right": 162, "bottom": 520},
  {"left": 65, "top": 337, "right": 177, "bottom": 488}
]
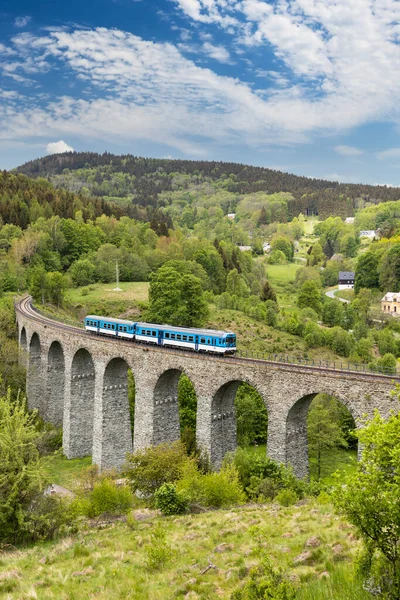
[
  {"left": 338, "top": 271, "right": 355, "bottom": 290},
  {"left": 345, "top": 217, "right": 355, "bottom": 224},
  {"left": 359, "top": 230, "right": 376, "bottom": 238},
  {"left": 227, "top": 213, "right": 236, "bottom": 220}
]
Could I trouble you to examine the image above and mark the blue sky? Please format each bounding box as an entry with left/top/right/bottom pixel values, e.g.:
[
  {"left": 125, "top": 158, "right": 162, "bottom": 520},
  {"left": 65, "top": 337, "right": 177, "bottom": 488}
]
[{"left": 1, "top": 0, "right": 400, "bottom": 185}]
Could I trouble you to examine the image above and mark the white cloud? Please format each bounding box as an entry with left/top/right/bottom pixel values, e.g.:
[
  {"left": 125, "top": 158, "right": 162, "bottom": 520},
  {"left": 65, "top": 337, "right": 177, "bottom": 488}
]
[
  {"left": 202, "top": 42, "right": 230, "bottom": 62},
  {"left": 0, "top": 12, "right": 399, "bottom": 158},
  {"left": 14, "top": 16, "right": 31, "bottom": 28},
  {"left": 377, "top": 148, "right": 400, "bottom": 160},
  {"left": 46, "top": 140, "right": 74, "bottom": 154},
  {"left": 334, "top": 145, "right": 364, "bottom": 156}
]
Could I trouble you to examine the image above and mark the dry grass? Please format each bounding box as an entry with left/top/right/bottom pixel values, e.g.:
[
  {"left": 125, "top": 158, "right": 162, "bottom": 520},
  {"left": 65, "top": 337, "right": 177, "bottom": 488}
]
[{"left": 0, "top": 500, "right": 368, "bottom": 600}]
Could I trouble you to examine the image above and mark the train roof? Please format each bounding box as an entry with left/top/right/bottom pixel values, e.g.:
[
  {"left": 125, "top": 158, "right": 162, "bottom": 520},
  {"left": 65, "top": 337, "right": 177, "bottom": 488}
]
[
  {"left": 85, "top": 315, "right": 136, "bottom": 326},
  {"left": 136, "top": 322, "right": 235, "bottom": 337}
]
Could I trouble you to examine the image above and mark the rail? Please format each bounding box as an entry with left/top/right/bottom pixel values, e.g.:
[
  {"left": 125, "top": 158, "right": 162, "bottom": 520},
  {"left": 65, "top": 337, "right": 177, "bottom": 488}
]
[{"left": 15, "top": 296, "right": 400, "bottom": 381}]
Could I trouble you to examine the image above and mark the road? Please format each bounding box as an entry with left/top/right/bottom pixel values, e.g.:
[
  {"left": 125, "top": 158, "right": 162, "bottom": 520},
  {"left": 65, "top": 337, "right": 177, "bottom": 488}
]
[{"left": 325, "top": 289, "right": 350, "bottom": 304}]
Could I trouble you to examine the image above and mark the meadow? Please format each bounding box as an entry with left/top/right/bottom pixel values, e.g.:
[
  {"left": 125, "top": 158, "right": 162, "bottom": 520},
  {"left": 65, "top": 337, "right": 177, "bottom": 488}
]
[{"left": 0, "top": 499, "right": 369, "bottom": 600}]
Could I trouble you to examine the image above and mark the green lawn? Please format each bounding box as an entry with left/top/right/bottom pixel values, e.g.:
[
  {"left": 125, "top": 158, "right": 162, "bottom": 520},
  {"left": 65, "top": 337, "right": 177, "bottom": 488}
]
[
  {"left": 67, "top": 281, "right": 150, "bottom": 304},
  {"left": 43, "top": 453, "right": 92, "bottom": 489},
  {"left": 266, "top": 263, "right": 301, "bottom": 285}
]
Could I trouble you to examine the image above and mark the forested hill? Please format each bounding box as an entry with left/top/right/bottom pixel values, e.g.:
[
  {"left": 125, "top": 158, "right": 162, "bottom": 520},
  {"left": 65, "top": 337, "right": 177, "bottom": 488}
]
[
  {"left": 0, "top": 170, "right": 124, "bottom": 228},
  {"left": 17, "top": 152, "right": 400, "bottom": 219}
]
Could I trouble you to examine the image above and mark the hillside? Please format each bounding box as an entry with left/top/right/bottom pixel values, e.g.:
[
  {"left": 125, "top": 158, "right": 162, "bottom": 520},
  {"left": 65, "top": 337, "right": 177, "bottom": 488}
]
[{"left": 16, "top": 152, "right": 400, "bottom": 219}]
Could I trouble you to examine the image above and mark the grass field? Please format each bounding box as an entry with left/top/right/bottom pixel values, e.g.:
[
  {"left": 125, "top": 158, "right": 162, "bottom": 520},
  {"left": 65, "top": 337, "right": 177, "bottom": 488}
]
[
  {"left": 44, "top": 454, "right": 92, "bottom": 489},
  {"left": 266, "top": 263, "right": 301, "bottom": 285},
  {"left": 0, "top": 499, "right": 369, "bottom": 600},
  {"left": 67, "top": 282, "right": 150, "bottom": 305}
]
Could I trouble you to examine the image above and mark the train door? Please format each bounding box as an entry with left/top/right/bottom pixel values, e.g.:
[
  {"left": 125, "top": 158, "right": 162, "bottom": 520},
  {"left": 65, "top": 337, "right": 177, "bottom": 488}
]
[
  {"left": 195, "top": 335, "right": 199, "bottom": 351},
  {"left": 158, "top": 330, "right": 163, "bottom": 346}
]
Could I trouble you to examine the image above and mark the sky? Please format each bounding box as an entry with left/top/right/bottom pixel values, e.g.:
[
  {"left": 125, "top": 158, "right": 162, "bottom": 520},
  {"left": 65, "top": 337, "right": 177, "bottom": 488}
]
[{"left": 0, "top": 0, "right": 400, "bottom": 185}]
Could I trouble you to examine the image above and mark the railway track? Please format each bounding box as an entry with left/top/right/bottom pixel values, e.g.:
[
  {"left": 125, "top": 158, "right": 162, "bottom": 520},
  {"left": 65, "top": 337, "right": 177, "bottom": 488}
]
[{"left": 15, "top": 295, "right": 399, "bottom": 382}]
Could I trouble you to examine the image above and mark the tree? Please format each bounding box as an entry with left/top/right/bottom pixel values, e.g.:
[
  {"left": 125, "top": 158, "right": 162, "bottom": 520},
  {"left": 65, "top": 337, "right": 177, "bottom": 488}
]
[
  {"left": 69, "top": 258, "right": 96, "bottom": 287},
  {"left": 28, "top": 265, "right": 48, "bottom": 304},
  {"left": 379, "top": 244, "right": 400, "bottom": 292},
  {"left": 355, "top": 252, "right": 379, "bottom": 293},
  {"left": 226, "top": 268, "right": 250, "bottom": 298},
  {"left": 333, "top": 396, "right": 400, "bottom": 598},
  {"left": 307, "top": 395, "right": 348, "bottom": 479},
  {"left": 147, "top": 265, "right": 209, "bottom": 327},
  {"left": 260, "top": 280, "right": 277, "bottom": 302},
  {"left": 271, "top": 235, "right": 294, "bottom": 261},
  {"left": 235, "top": 384, "right": 268, "bottom": 447},
  {"left": 0, "top": 385, "right": 48, "bottom": 543},
  {"left": 47, "top": 271, "right": 68, "bottom": 307},
  {"left": 297, "top": 280, "right": 322, "bottom": 314},
  {"left": 307, "top": 242, "right": 324, "bottom": 266}
]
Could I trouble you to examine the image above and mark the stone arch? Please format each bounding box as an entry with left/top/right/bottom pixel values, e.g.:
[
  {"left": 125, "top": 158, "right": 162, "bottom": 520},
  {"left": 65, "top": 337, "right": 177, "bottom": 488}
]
[
  {"left": 46, "top": 341, "right": 65, "bottom": 425},
  {"left": 153, "top": 368, "right": 195, "bottom": 446},
  {"left": 209, "top": 378, "right": 268, "bottom": 469},
  {"left": 69, "top": 348, "right": 95, "bottom": 458},
  {"left": 96, "top": 357, "right": 132, "bottom": 470},
  {"left": 285, "top": 390, "right": 358, "bottom": 480},
  {"left": 27, "top": 332, "right": 43, "bottom": 412}
]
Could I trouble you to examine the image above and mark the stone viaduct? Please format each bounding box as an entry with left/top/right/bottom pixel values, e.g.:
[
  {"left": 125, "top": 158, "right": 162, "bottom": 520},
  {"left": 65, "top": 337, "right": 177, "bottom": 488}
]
[{"left": 16, "top": 296, "right": 398, "bottom": 479}]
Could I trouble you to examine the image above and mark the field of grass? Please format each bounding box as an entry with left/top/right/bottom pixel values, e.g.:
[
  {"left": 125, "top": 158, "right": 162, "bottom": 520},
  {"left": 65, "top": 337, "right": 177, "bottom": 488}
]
[
  {"left": 44, "top": 454, "right": 92, "bottom": 489},
  {"left": 266, "top": 263, "right": 301, "bottom": 285},
  {"left": 0, "top": 499, "right": 370, "bottom": 599},
  {"left": 63, "top": 282, "right": 150, "bottom": 320}
]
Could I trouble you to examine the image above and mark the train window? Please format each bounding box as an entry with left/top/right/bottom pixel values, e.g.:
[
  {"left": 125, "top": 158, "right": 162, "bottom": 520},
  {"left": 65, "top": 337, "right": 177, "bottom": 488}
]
[
  {"left": 200, "top": 337, "right": 205, "bottom": 343},
  {"left": 165, "top": 333, "right": 170, "bottom": 339},
  {"left": 124, "top": 327, "right": 127, "bottom": 332},
  {"left": 177, "top": 334, "right": 182, "bottom": 340},
  {"left": 171, "top": 334, "right": 176, "bottom": 339},
  {"left": 189, "top": 336, "right": 194, "bottom": 342},
  {"left": 152, "top": 331, "right": 156, "bottom": 337},
  {"left": 183, "top": 335, "right": 187, "bottom": 341}
]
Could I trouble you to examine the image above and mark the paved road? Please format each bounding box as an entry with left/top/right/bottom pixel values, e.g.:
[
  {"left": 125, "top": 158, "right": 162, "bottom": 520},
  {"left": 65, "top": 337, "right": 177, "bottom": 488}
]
[{"left": 325, "top": 289, "right": 350, "bottom": 304}]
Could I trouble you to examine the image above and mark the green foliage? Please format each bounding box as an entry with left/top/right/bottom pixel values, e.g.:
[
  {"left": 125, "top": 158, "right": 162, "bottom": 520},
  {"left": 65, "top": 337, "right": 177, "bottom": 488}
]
[
  {"left": 355, "top": 252, "right": 379, "bottom": 293},
  {"left": 370, "top": 352, "right": 397, "bottom": 374},
  {"left": 177, "top": 462, "right": 246, "bottom": 508},
  {"left": 232, "top": 558, "right": 296, "bottom": 599},
  {"left": 154, "top": 482, "right": 188, "bottom": 515},
  {"left": 124, "top": 441, "right": 192, "bottom": 497},
  {"left": 261, "top": 280, "right": 277, "bottom": 302},
  {"left": 268, "top": 249, "right": 287, "bottom": 265},
  {"left": 147, "top": 265, "right": 209, "bottom": 327},
  {"left": 271, "top": 234, "right": 294, "bottom": 261},
  {"left": 77, "top": 478, "right": 134, "bottom": 517},
  {"left": 379, "top": 243, "right": 400, "bottom": 292},
  {"left": 146, "top": 525, "right": 173, "bottom": 571},
  {"left": 333, "top": 395, "right": 400, "bottom": 599},
  {"left": 0, "top": 385, "right": 54, "bottom": 543},
  {"left": 307, "top": 395, "right": 349, "bottom": 480},
  {"left": 297, "top": 280, "right": 323, "bottom": 314},
  {"left": 276, "top": 488, "right": 298, "bottom": 507},
  {"left": 235, "top": 383, "right": 268, "bottom": 447}
]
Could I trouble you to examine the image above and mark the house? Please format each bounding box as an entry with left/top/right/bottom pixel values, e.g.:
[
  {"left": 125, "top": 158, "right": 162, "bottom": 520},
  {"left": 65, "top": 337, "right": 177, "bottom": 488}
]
[
  {"left": 381, "top": 293, "right": 400, "bottom": 317},
  {"left": 345, "top": 217, "right": 355, "bottom": 224},
  {"left": 227, "top": 213, "right": 236, "bottom": 220},
  {"left": 263, "top": 243, "right": 271, "bottom": 253},
  {"left": 338, "top": 271, "right": 355, "bottom": 289},
  {"left": 359, "top": 230, "right": 376, "bottom": 238},
  {"left": 238, "top": 245, "right": 252, "bottom": 252}
]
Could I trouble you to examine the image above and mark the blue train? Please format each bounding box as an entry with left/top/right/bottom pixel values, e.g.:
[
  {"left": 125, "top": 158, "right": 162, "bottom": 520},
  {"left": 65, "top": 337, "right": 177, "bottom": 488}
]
[{"left": 84, "top": 315, "right": 237, "bottom": 354}]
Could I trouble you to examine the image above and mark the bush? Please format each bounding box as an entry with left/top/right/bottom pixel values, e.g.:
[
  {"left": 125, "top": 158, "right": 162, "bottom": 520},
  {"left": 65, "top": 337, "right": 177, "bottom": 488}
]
[
  {"left": 177, "top": 462, "right": 246, "bottom": 508},
  {"left": 276, "top": 488, "right": 298, "bottom": 507},
  {"left": 154, "top": 483, "right": 188, "bottom": 515},
  {"left": 232, "top": 558, "right": 296, "bottom": 600},
  {"left": 124, "top": 441, "right": 192, "bottom": 497},
  {"left": 23, "top": 494, "right": 76, "bottom": 541},
  {"left": 146, "top": 525, "right": 172, "bottom": 571},
  {"left": 77, "top": 478, "right": 133, "bottom": 517}
]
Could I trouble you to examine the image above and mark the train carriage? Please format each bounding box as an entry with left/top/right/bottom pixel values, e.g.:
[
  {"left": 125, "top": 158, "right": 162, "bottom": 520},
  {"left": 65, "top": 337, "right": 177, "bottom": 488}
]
[{"left": 84, "top": 315, "right": 236, "bottom": 354}]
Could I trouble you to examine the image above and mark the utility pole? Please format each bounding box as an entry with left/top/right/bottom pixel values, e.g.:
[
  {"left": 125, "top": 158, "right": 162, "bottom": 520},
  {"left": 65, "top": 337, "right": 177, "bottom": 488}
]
[{"left": 115, "top": 259, "right": 120, "bottom": 288}]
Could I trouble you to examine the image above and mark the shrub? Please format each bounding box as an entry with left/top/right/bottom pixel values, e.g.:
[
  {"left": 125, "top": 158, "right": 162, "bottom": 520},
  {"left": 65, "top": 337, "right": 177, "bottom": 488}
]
[
  {"left": 78, "top": 478, "right": 133, "bottom": 517},
  {"left": 232, "top": 558, "right": 296, "bottom": 600},
  {"left": 124, "top": 441, "right": 192, "bottom": 497},
  {"left": 276, "top": 488, "right": 298, "bottom": 507},
  {"left": 146, "top": 526, "right": 172, "bottom": 571},
  {"left": 154, "top": 483, "right": 188, "bottom": 515},
  {"left": 177, "top": 462, "right": 246, "bottom": 508},
  {"left": 23, "top": 494, "right": 76, "bottom": 541}
]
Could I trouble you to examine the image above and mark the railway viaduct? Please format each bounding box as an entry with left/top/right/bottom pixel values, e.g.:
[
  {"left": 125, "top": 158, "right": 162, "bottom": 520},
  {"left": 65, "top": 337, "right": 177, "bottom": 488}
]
[{"left": 15, "top": 296, "right": 398, "bottom": 479}]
